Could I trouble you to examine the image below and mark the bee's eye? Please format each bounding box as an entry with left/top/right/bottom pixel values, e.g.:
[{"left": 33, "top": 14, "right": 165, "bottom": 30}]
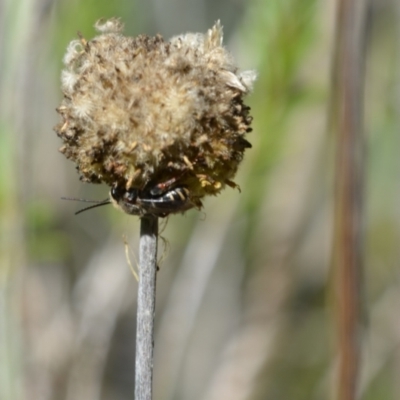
[{"left": 111, "top": 185, "right": 120, "bottom": 199}]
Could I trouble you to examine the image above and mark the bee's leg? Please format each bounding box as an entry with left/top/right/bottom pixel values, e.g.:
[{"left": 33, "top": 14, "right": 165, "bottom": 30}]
[{"left": 148, "top": 177, "right": 180, "bottom": 196}]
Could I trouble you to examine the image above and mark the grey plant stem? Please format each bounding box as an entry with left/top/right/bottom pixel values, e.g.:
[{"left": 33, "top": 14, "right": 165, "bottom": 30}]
[{"left": 135, "top": 215, "right": 159, "bottom": 400}]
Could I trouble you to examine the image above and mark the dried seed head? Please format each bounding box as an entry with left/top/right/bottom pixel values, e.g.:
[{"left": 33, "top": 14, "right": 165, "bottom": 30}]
[{"left": 55, "top": 19, "right": 256, "bottom": 207}]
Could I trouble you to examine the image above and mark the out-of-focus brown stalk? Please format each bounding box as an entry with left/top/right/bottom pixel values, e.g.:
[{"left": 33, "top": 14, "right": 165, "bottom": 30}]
[
  {"left": 331, "top": 0, "right": 369, "bottom": 399},
  {"left": 135, "top": 216, "right": 159, "bottom": 400}
]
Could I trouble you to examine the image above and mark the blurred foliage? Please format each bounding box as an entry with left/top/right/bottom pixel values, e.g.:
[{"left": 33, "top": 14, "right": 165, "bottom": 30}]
[{"left": 0, "top": 0, "right": 399, "bottom": 400}]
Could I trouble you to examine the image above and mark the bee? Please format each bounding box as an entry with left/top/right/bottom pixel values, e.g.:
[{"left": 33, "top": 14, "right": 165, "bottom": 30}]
[
  {"left": 67, "top": 178, "right": 194, "bottom": 217},
  {"left": 110, "top": 184, "right": 192, "bottom": 217}
]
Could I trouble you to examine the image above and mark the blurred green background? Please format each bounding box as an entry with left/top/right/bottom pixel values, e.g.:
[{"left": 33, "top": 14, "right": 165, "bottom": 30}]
[{"left": 1, "top": 0, "right": 399, "bottom": 399}]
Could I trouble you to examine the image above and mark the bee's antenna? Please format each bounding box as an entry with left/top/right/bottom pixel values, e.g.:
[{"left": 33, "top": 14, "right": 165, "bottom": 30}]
[
  {"left": 74, "top": 200, "right": 111, "bottom": 215},
  {"left": 61, "top": 196, "right": 109, "bottom": 203},
  {"left": 61, "top": 196, "right": 111, "bottom": 215}
]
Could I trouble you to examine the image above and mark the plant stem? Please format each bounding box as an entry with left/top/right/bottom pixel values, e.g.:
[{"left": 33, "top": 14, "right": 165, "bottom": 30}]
[
  {"left": 331, "top": 0, "right": 369, "bottom": 399},
  {"left": 135, "top": 215, "right": 159, "bottom": 400}
]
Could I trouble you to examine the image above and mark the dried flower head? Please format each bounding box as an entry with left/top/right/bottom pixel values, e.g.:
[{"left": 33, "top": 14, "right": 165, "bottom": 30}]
[{"left": 55, "top": 18, "right": 256, "bottom": 214}]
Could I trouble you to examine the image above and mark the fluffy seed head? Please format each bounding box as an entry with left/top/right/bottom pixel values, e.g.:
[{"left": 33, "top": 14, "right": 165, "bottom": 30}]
[{"left": 55, "top": 19, "right": 256, "bottom": 207}]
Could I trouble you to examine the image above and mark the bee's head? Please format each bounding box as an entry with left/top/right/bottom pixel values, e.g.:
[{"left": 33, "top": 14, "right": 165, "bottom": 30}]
[{"left": 110, "top": 185, "right": 142, "bottom": 215}]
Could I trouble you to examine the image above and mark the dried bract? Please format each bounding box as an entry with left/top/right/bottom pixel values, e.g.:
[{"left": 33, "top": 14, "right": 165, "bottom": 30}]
[{"left": 55, "top": 18, "right": 256, "bottom": 213}]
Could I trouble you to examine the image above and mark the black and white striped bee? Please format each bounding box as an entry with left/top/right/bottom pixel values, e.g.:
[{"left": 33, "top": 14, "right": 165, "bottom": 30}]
[
  {"left": 67, "top": 178, "right": 194, "bottom": 217},
  {"left": 110, "top": 184, "right": 192, "bottom": 217}
]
